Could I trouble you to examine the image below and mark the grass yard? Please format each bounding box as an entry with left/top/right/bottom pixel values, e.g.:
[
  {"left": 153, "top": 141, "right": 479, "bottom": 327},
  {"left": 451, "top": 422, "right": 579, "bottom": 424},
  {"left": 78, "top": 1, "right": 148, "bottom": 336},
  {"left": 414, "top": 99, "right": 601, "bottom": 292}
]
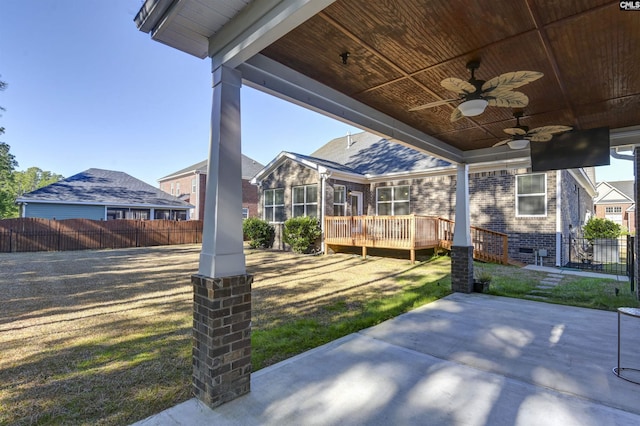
[
  {"left": 1, "top": 245, "right": 636, "bottom": 425},
  {"left": 0, "top": 245, "right": 450, "bottom": 425}
]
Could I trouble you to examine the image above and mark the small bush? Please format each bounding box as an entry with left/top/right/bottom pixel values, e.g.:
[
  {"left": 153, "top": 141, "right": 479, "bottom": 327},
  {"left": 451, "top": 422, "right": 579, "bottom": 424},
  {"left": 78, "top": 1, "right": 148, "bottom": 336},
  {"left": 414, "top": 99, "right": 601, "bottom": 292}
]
[
  {"left": 283, "top": 216, "right": 322, "bottom": 254},
  {"left": 583, "top": 217, "right": 621, "bottom": 240},
  {"left": 243, "top": 217, "right": 275, "bottom": 249}
]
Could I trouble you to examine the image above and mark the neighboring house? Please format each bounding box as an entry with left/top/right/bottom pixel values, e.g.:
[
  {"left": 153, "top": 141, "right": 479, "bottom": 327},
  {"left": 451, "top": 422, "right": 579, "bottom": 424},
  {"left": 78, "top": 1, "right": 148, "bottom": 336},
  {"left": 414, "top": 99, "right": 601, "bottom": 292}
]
[
  {"left": 594, "top": 181, "right": 635, "bottom": 233},
  {"left": 16, "top": 168, "right": 192, "bottom": 220},
  {"left": 158, "top": 155, "right": 263, "bottom": 220},
  {"left": 251, "top": 132, "right": 597, "bottom": 266}
]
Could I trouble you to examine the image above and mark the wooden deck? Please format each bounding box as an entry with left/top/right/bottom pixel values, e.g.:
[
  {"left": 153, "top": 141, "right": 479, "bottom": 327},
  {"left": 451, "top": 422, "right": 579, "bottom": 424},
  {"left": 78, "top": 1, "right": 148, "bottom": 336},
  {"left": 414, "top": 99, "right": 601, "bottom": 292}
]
[{"left": 325, "top": 215, "right": 508, "bottom": 264}]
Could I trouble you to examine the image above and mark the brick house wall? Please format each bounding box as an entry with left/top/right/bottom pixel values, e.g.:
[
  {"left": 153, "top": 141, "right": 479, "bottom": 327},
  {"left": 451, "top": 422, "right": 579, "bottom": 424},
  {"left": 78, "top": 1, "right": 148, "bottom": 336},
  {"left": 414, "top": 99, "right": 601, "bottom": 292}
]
[
  {"left": 366, "top": 169, "right": 560, "bottom": 265},
  {"left": 160, "top": 173, "right": 254, "bottom": 221},
  {"left": 257, "top": 157, "right": 594, "bottom": 266},
  {"left": 594, "top": 202, "right": 634, "bottom": 233}
]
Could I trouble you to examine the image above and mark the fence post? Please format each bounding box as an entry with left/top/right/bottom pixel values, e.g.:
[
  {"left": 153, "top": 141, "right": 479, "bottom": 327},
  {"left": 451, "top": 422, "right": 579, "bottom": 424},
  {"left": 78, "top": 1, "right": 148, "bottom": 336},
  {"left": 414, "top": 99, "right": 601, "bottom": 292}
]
[{"left": 9, "top": 229, "right": 12, "bottom": 253}]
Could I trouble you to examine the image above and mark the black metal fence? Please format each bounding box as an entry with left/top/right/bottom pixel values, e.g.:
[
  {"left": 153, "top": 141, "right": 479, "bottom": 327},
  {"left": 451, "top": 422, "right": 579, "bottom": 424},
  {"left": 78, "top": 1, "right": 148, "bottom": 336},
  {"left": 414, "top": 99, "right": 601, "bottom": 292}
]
[{"left": 562, "top": 235, "right": 630, "bottom": 277}]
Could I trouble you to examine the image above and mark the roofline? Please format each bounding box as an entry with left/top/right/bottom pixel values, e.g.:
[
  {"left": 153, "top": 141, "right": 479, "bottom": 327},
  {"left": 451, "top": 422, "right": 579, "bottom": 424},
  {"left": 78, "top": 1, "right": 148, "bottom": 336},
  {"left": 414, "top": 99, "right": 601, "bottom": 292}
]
[
  {"left": 158, "top": 169, "right": 203, "bottom": 182},
  {"left": 15, "top": 199, "right": 193, "bottom": 209}
]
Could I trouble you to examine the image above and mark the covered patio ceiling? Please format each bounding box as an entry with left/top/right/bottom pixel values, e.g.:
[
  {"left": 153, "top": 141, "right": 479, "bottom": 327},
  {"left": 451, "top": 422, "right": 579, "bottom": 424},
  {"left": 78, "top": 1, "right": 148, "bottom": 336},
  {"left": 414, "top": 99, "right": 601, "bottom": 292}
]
[{"left": 136, "top": 0, "right": 640, "bottom": 166}]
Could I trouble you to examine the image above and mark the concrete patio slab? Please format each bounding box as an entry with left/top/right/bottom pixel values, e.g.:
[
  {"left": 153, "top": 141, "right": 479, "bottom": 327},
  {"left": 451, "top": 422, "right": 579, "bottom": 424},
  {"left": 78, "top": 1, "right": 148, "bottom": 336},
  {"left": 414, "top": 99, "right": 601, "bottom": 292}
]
[{"left": 134, "top": 294, "right": 640, "bottom": 426}]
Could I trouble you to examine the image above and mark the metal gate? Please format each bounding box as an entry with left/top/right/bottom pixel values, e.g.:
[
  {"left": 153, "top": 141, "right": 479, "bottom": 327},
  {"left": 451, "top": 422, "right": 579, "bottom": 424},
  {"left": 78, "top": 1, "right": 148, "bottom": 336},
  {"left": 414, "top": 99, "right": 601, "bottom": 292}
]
[{"left": 562, "top": 235, "right": 630, "bottom": 279}]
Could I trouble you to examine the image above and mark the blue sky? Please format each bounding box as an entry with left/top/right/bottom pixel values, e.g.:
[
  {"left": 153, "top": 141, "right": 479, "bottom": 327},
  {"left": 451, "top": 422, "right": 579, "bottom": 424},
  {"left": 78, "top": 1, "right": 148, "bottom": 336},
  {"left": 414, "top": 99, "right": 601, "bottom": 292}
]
[{"left": 0, "top": 1, "right": 633, "bottom": 187}]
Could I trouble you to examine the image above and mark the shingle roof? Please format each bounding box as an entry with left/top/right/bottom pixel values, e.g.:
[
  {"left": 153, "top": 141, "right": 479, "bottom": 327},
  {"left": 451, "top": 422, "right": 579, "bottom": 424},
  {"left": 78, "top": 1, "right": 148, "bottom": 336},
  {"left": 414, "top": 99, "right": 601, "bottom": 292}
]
[
  {"left": 311, "top": 132, "right": 450, "bottom": 175},
  {"left": 17, "top": 168, "right": 192, "bottom": 207},
  {"left": 607, "top": 181, "right": 635, "bottom": 200},
  {"left": 159, "top": 154, "right": 264, "bottom": 181}
]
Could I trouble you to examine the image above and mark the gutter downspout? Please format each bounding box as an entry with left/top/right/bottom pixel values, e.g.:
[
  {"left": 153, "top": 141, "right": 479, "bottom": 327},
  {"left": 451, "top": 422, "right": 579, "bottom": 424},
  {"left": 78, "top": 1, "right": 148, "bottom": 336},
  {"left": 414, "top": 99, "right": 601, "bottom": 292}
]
[
  {"left": 319, "top": 167, "right": 331, "bottom": 253},
  {"left": 611, "top": 148, "right": 635, "bottom": 162}
]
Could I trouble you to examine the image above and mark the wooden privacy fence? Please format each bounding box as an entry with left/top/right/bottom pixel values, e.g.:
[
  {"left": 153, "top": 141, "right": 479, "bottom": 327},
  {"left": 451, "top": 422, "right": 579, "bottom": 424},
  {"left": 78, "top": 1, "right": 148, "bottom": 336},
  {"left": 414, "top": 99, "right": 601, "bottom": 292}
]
[
  {"left": 0, "top": 218, "right": 203, "bottom": 253},
  {"left": 325, "top": 215, "right": 508, "bottom": 264}
]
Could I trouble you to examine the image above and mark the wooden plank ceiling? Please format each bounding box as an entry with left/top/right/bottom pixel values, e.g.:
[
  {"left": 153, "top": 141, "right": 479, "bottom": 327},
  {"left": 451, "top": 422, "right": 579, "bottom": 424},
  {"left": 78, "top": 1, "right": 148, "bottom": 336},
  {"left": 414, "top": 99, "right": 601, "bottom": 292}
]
[{"left": 260, "top": 0, "right": 640, "bottom": 151}]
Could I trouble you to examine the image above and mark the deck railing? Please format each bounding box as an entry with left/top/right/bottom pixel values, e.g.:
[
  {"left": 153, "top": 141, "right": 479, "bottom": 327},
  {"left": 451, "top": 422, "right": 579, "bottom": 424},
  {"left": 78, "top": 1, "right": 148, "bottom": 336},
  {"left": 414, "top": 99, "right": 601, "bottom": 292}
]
[{"left": 325, "top": 215, "right": 508, "bottom": 264}]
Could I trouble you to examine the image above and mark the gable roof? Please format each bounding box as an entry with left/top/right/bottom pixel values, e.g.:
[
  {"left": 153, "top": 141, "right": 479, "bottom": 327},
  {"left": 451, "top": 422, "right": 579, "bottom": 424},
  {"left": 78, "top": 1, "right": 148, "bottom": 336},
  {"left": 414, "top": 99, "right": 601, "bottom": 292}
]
[
  {"left": 159, "top": 154, "right": 264, "bottom": 181},
  {"left": 311, "top": 132, "right": 450, "bottom": 175},
  {"left": 17, "top": 168, "right": 192, "bottom": 208},
  {"left": 251, "top": 133, "right": 454, "bottom": 185},
  {"left": 595, "top": 180, "right": 635, "bottom": 204}
]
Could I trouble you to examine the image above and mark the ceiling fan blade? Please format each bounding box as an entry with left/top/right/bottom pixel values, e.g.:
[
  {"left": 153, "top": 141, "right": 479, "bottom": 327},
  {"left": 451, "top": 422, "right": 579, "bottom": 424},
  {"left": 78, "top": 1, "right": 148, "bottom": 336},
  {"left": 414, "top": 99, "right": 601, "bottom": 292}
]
[
  {"left": 408, "top": 99, "right": 457, "bottom": 111},
  {"left": 481, "top": 71, "right": 544, "bottom": 93},
  {"left": 493, "top": 139, "right": 511, "bottom": 147},
  {"left": 441, "top": 77, "right": 476, "bottom": 95},
  {"left": 487, "top": 91, "right": 529, "bottom": 108},
  {"left": 450, "top": 107, "right": 464, "bottom": 122},
  {"left": 528, "top": 125, "right": 573, "bottom": 135},
  {"left": 503, "top": 127, "right": 527, "bottom": 136},
  {"left": 529, "top": 133, "right": 553, "bottom": 142}
]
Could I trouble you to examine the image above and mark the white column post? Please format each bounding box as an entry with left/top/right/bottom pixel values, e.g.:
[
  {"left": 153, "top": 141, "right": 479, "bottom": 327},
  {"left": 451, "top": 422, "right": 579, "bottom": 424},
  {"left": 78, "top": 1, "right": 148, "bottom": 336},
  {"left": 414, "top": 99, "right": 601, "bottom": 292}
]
[
  {"left": 453, "top": 163, "right": 471, "bottom": 246},
  {"left": 451, "top": 163, "right": 474, "bottom": 293},
  {"left": 198, "top": 65, "right": 246, "bottom": 278}
]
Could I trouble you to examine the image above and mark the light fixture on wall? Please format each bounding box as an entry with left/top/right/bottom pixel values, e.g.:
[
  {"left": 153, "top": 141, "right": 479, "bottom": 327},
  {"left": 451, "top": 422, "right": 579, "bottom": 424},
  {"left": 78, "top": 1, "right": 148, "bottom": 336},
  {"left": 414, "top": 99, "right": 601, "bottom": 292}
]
[{"left": 457, "top": 98, "right": 488, "bottom": 117}]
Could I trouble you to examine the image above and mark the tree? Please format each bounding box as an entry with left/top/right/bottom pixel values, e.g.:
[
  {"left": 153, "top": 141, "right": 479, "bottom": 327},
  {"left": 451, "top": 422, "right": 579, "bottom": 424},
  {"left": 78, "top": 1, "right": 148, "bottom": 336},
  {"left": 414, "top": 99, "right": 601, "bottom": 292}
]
[
  {"left": 583, "top": 217, "right": 621, "bottom": 240},
  {"left": 0, "top": 78, "right": 19, "bottom": 218},
  {"left": 14, "top": 167, "right": 64, "bottom": 196}
]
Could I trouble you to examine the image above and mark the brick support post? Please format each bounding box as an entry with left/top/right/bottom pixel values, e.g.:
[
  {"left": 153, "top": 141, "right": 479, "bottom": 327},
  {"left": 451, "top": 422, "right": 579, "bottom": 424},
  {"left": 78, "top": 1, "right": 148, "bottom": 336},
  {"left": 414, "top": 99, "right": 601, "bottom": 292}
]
[
  {"left": 451, "top": 245, "right": 474, "bottom": 293},
  {"left": 192, "top": 273, "right": 253, "bottom": 408}
]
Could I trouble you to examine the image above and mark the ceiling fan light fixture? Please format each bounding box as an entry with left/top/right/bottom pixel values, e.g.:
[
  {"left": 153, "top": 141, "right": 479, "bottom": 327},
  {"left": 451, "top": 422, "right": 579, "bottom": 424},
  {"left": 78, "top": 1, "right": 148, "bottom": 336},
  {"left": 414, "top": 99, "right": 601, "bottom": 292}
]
[
  {"left": 458, "top": 99, "right": 488, "bottom": 116},
  {"left": 507, "top": 139, "right": 529, "bottom": 150}
]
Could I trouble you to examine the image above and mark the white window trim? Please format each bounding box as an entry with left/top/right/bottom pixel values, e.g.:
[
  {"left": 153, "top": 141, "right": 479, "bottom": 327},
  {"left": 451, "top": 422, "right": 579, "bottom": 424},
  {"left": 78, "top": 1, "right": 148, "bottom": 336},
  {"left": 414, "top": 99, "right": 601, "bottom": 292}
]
[
  {"left": 292, "top": 184, "right": 318, "bottom": 218},
  {"left": 515, "top": 173, "right": 547, "bottom": 217},
  {"left": 334, "top": 184, "right": 346, "bottom": 216},
  {"left": 376, "top": 185, "right": 410, "bottom": 216},
  {"left": 264, "top": 188, "right": 285, "bottom": 223}
]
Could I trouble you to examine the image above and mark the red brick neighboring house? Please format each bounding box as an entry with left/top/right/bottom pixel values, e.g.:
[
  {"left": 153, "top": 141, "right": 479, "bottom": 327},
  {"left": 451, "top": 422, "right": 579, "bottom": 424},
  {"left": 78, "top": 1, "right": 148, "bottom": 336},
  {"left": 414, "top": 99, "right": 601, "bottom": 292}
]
[
  {"left": 158, "top": 155, "right": 263, "bottom": 220},
  {"left": 594, "top": 181, "right": 635, "bottom": 233}
]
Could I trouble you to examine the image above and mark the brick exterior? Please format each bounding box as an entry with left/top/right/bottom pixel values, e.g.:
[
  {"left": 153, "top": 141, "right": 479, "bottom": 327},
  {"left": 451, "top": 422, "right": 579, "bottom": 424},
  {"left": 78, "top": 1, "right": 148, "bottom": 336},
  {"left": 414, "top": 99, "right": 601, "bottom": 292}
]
[
  {"left": 258, "top": 158, "right": 594, "bottom": 266},
  {"left": 594, "top": 203, "right": 635, "bottom": 233},
  {"left": 191, "top": 273, "right": 253, "bottom": 408},
  {"left": 159, "top": 173, "right": 255, "bottom": 221},
  {"left": 636, "top": 149, "right": 640, "bottom": 296},
  {"left": 451, "top": 245, "right": 474, "bottom": 293}
]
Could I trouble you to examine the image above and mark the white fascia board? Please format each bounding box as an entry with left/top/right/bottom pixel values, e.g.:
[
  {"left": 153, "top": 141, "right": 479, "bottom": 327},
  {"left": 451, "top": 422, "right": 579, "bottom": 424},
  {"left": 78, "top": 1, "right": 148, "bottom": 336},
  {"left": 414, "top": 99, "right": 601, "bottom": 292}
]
[
  {"left": 610, "top": 125, "right": 640, "bottom": 149},
  {"left": 324, "top": 170, "right": 368, "bottom": 184},
  {"left": 462, "top": 144, "right": 531, "bottom": 165},
  {"left": 567, "top": 169, "right": 597, "bottom": 198},
  {"left": 238, "top": 54, "right": 463, "bottom": 163},
  {"left": 210, "top": 0, "right": 336, "bottom": 69}
]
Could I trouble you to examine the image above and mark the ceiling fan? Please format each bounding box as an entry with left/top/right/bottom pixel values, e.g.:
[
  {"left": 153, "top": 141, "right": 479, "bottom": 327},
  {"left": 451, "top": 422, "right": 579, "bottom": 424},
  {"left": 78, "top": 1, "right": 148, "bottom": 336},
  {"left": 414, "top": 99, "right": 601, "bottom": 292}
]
[
  {"left": 409, "top": 60, "right": 543, "bottom": 122},
  {"left": 493, "top": 111, "right": 573, "bottom": 149}
]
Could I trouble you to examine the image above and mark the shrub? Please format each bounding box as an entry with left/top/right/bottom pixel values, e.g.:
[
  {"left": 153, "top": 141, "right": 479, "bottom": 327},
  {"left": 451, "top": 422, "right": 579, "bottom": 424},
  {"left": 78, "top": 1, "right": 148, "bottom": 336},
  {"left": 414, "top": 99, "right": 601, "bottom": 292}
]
[
  {"left": 583, "top": 217, "right": 621, "bottom": 240},
  {"left": 242, "top": 217, "right": 275, "bottom": 249},
  {"left": 283, "top": 216, "right": 322, "bottom": 254}
]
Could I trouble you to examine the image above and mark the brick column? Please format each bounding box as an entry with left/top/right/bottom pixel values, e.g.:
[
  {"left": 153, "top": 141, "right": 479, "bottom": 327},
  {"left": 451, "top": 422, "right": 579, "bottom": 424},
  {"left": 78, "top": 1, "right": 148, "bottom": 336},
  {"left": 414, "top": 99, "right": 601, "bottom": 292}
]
[
  {"left": 451, "top": 245, "right": 474, "bottom": 293},
  {"left": 192, "top": 273, "right": 253, "bottom": 408}
]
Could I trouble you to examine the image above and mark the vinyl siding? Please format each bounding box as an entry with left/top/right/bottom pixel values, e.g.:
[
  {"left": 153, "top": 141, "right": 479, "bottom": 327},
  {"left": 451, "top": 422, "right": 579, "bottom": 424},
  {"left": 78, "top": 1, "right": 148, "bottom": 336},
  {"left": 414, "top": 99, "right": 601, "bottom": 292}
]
[{"left": 24, "top": 203, "right": 105, "bottom": 220}]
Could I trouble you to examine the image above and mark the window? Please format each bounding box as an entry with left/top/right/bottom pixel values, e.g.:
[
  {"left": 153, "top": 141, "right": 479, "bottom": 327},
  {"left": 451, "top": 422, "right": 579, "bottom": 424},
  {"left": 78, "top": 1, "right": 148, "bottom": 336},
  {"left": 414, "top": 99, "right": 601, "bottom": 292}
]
[
  {"left": 516, "top": 174, "right": 546, "bottom": 216},
  {"left": 605, "top": 206, "right": 623, "bottom": 213},
  {"left": 264, "top": 188, "right": 285, "bottom": 222},
  {"left": 292, "top": 185, "right": 318, "bottom": 218},
  {"left": 170, "top": 183, "right": 174, "bottom": 195},
  {"left": 176, "top": 183, "right": 181, "bottom": 196},
  {"left": 192, "top": 178, "right": 196, "bottom": 193},
  {"left": 334, "top": 185, "right": 346, "bottom": 216},
  {"left": 242, "top": 208, "right": 249, "bottom": 219},
  {"left": 376, "top": 185, "right": 410, "bottom": 215}
]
